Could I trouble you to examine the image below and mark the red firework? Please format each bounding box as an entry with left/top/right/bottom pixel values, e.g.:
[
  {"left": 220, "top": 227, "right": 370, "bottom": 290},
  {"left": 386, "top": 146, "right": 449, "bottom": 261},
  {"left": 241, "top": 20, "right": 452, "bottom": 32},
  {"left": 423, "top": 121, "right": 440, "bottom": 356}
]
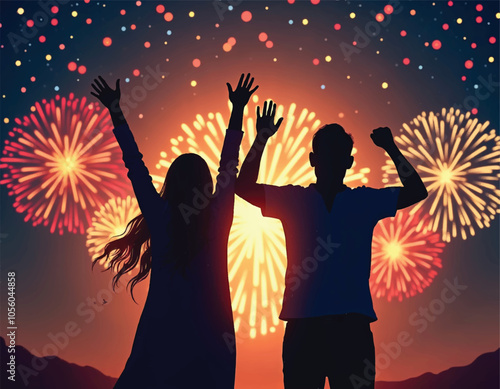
[
  {"left": 370, "top": 210, "right": 445, "bottom": 302},
  {"left": 0, "top": 94, "right": 131, "bottom": 234}
]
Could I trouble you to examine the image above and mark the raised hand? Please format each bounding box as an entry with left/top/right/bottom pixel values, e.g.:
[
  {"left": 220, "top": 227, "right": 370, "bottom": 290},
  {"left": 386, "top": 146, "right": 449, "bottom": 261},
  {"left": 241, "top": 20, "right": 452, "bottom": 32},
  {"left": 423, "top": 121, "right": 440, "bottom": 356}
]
[
  {"left": 226, "top": 73, "right": 259, "bottom": 108},
  {"left": 90, "top": 76, "right": 121, "bottom": 110},
  {"left": 256, "top": 100, "right": 283, "bottom": 139},
  {"left": 370, "top": 127, "right": 396, "bottom": 150}
]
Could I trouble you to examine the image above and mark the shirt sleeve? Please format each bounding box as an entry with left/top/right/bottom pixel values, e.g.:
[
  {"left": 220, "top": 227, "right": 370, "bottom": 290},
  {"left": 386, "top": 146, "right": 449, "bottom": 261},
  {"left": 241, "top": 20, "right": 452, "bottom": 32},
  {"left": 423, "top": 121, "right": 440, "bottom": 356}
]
[
  {"left": 112, "top": 123, "right": 164, "bottom": 225},
  {"left": 261, "top": 184, "right": 297, "bottom": 219},
  {"left": 361, "top": 186, "right": 401, "bottom": 221}
]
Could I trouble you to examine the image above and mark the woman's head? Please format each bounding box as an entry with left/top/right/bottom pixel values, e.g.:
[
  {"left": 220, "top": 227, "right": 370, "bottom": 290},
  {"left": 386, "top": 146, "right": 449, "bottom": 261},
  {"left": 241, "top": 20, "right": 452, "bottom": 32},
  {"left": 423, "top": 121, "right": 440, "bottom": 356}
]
[{"left": 93, "top": 153, "right": 213, "bottom": 303}]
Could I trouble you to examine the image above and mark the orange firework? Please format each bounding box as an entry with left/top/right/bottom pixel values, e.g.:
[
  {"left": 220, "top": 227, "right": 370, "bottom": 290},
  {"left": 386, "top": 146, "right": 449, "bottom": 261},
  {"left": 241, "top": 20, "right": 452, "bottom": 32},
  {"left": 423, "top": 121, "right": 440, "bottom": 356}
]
[
  {"left": 152, "top": 96, "right": 370, "bottom": 337},
  {"left": 0, "top": 94, "right": 130, "bottom": 234},
  {"left": 382, "top": 108, "right": 500, "bottom": 242},
  {"left": 371, "top": 210, "right": 445, "bottom": 302},
  {"left": 86, "top": 195, "right": 143, "bottom": 269}
]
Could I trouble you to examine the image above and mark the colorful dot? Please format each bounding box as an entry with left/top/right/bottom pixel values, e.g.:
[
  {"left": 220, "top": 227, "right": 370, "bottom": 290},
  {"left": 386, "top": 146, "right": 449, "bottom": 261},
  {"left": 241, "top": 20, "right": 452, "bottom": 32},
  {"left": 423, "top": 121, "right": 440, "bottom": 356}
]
[
  {"left": 311, "top": 0, "right": 320, "bottom": 4},
  {"left": 241, "top": 11, "right": 252, "bottom": 22},
  {"left": 448, "top": 1, "right": 453, "bottom": 6},
  {"left": 15, "top": 60, "right": 21, "bottom": 66},
  {"left": 164, "top": 12, "right": 173, "bottom": 22},
  {"left": 382, "top": 82, "right": 388, "bottom": 89},
  {"left": 17, "top": 8, "right": 24, "bottom": 15},
  {"left": 471, "top": 42, "right": 477, "bottom": 48},
  {"left": 384, "top": 5, "right": 394, "bottom": 14},
  {"left": 403, "top": 58, "right": 410, "bottom": 65},
  {"left": 77, "top": 65, "right": 86, "bottom": 74},
  {"left": 489, "top": 57, "right": 495, "bottom": 63},
  {"left": 46, "top": 54, "right": 52, "bottom": 61},
  {"left": 350, "top": 12, "right": 356, "bottom": 19},
  {"left": 313, "top": 58, "right": 319, "bottom": 65},
  {"left": 334, "top": 23, "right": 341, "bottom": 30},
  {"left": 144, "top": 41, "right": 151, "bottom": 48},
  {"left": 27, "top": 20, "right": 34, "bottom": 28},
  {"left": 51, "top": 5, "right": 59, "bottom": 13},
  {"left": 120, "top": 9, "right": 126, "bottom": 15},
  {"left": 288, "top": 0, "right": 295, "bottom": 3},
  {"left": 265, "top": 40, "right": 274, "bottom": 48},
  {"left": 476, "top": 16, "right": 482, "bottom": 23},
  {"left": 133, "top": 69, "right": 140, "bottom": 76},
  {"left": 325, "top": 55, "right": 332, "bottom": 62},
  {"left": 192, "top": 58, "right": 201, "bottom": 68},
  {"left": 457, "top": 18, "right": 462, "bottom": 24},
  {"left": 196, "top": 35, "right": 201, "bottom": 40},
  {"left": 321, "top": 85, "right": 325, "bottom": 89},
  {"left": 476, "top": 4, "right": 483, "bottom": 11},
  {"left": 228, "top": 37, "right": 236, "bottom": 46},
  {"left": 432, "top": 40, "right": 442, "bottom": 50},
  {"left": 471, "top": 108, "right": 478, "bottom": 114},
  {"left": 68, "top": 62, "right": 77, "bottom": 71},
  {"left": 258, "top": 32, "right": 268, "bottom": 42},
  {"left": 400, "top": 30, "right": 407, "bottom": 37},
  {"left": 72, "top": 11, "right": 78, "bottom": 17},
  {"left": 465, "top": 60, "right": 473, "bottom": 69},
  {"left": 103, "top": 37, "right": 112, "bottom": 46},
  {"left": 489, "top": 37, "right": 497, "bottom": 44},
  {"left": 442, "top": 23, "right": 449, "bottom": 30},
  {"left": 461, "top": 76, "right": 466, "bottom": 81},
  {"left": 302, "top": 18, "right": 309, "bottom": 25},
  {"left": 410, "top": 9, "right": 416, "bottom": 16},
  {"left": 30, "top": 76, "right": 36, "bottom": 82},
  {"left": 223, "top": 43, "right": 232, "bottom": 52},
  {"left": 4, "top": 118, "right": 9, "bottom": 123},
  {"left": 39, "top": 36, "right": 46, "bottom": 43},
  {"left": 191, "top": 80, "right": 197, "bottom": 87},
  {"left": 189, "top": 11, "right": 195, "bottom": 17},
  {"left": 21, "top": 87, "right": 26, "bottom": 93},
  {"left": 156, "top": 5, "right": 165, "bottom": 13},
  {"left": 375, "top": 13, "right": 384, "bottom": 22},
  {"left": 51, "top": 19, "right": 58, "bottom": 26},
  {"left": 59, "top": 44, "right": 65, "bottom": 50},
  {"left": 131, "top": 24, "right": 136, "bottom": 30}
]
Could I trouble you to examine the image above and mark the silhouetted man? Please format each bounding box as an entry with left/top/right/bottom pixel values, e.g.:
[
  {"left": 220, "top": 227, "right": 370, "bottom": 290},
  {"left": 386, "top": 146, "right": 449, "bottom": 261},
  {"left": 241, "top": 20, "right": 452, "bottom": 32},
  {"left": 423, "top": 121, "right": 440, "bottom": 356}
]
[{"left": 236, "top": 101, "right": 427, "bottom": 389}]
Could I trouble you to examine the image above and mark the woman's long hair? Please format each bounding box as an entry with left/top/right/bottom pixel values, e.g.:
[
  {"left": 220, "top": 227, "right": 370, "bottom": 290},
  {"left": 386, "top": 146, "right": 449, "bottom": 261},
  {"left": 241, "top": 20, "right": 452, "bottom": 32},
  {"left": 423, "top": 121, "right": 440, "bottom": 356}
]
[{"left": 92, "top": 153, "right": 213, "bottom": 303}]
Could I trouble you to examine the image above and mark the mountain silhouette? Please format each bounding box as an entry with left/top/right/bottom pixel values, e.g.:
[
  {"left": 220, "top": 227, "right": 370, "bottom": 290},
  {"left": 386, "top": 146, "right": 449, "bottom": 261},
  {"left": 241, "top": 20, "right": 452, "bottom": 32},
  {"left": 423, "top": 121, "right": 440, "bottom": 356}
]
[
  {"left": 1, "top": 337, "right": 117, "bottom": 389},
  {"left": 1, "top": 336, "right": 498, "bottom": 388}
]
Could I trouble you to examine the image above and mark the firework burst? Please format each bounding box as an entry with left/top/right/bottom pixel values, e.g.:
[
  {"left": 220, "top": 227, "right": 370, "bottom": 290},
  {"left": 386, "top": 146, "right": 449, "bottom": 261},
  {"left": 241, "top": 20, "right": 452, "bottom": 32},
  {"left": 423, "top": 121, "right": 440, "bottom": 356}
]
[
  {"left": 370, "top": 210, "right": 445, "bottom": 302},
  {"left": 86, "top": 195, "right": 143, "bottom": 269},
  {"left": 152, "top": 96, "right": 370, "bottom": 338},
  {"left": 382, "top": 108, "right": 500, "bottom": 242},
  {"left": 0, "top": 94, "right": 130, "bottom": 234}
]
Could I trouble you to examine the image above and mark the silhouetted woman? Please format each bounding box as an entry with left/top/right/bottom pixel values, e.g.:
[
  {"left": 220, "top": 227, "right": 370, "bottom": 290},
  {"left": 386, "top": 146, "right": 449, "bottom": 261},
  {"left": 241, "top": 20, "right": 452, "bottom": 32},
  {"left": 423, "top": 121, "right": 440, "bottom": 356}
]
[{"left": 90, "top": 73, "right": 258, "bottom": 388}]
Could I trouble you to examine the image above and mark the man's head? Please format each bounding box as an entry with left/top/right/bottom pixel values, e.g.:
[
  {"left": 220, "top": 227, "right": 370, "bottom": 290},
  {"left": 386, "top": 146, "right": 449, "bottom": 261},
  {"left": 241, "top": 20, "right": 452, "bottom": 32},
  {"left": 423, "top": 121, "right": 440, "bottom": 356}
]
[{"left": 309, "top": 123, "right": 354, "bottom": 182}]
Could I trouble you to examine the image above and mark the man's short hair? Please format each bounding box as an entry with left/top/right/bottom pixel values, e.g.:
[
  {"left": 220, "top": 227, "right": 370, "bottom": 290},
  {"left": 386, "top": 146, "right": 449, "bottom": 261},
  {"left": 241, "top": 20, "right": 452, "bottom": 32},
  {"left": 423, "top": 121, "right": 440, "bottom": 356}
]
[{"left": 312, "top": 124, "right": 354, "bottom": 156}]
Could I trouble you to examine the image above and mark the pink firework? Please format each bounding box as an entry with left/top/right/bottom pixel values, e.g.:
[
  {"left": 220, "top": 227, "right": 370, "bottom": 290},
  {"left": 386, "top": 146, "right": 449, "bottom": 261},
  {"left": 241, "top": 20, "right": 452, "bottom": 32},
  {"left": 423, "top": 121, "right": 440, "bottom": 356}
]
[
  {"left": 370, "top": 210, "right": 445, "bottom": 302},
  {"left": 0, "top": 94, "right": 131, "bottom": 234}
]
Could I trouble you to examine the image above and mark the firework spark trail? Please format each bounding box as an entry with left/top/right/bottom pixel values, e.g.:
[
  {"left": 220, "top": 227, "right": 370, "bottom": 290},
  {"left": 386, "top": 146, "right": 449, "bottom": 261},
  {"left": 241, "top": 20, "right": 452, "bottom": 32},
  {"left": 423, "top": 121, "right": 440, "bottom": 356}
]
[
  {"left": 152, "top": 95, "right": 370, "bottom": 337},
  {"left": 0, "top": 94, "right": 131, "bottom": 234},
  {"left": 370, "top": 210, "right": 445, "bottom": 302},
  {"left": 382, "top": 108, "right": 500, "bottom": 242}
]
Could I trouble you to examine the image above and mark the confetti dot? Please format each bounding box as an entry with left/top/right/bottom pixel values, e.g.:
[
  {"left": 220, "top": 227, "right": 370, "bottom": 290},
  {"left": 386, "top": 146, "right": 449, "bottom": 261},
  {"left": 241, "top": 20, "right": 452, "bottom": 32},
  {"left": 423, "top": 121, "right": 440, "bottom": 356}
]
[
  {"left": 27, "top": 20, "right": 34, "bottom": 28},
  {"left": 497, "top": 13, "right": 500, "bottom": 19},
  {"left": 68, "top": 62, "right": 77, "bottom": 71},
  {"left": 302, "top": 18, "right": 309, "bottom": 25},
  {"left": 476, "top": 4, "right": 483, "bottom": 11},
  {"left": 471, "top": 42, "right": 477, "bottom": 48},
  {"left": 191, "top": 80, "right": 197, "bottom": 87},
  {"left": 325, "top": 55, "right": 332, "bottom": 62},
  {"left": 241, "top": 11, "right": 252, "bottom": 22},
  {"left": 46, "top": 54, "right": 52, "bottom": 61},
  {"left": 15, "top": 60, "right": 21, "bottom": 66},
  {"left": 334, "top": 23, "right": 341, "bottom": 30},
  {"left": 311, "top": 0, "right": 320, "bottom": 4},
  {"left": 448, "top": 1, "right": 453, "bottom": 6},
  {"left": 432, "top": 40, "right": 441, "bottom": 50},
  {"left": 321, "top": 85, "right": 325, "bottom": 89},
  {"left": 4, "top": 118, "right": 9, "bottom": 124},
  {"left": 223, "top": 43, "right": 232, "bottom": 52},
  {"left": 350, "top": 12, "right": 356, "bottom": 19},
  {"left": 144, "top": 41, "right": 151, "bottom": 48},
  {"left": 39, "top": 36, "right": 46, "bottom": 43},
  {"left": 30, "top": 76, "right": 36, "bottom": 82},
  {"left": 384, "top": 5, "right": 394, "bottom": 14},
  {"left": 288, "top": 0, "right": 295, "bottom": 3},
  {"left": 59, "top": 44, "right": 65, "bottom": 50},
  {"left": 228, "top": 5, "right": 234, "bottom": 11},
  {"left": 131, "top": 24, "right": 136, "bottom": 30},
  {"left": 51, "top": 19, "right": 58, "bottom": 26},
  {"left": 457, "top": 18, "right": 462, "bottom": 24},
  {"left": 375, "top": 13, "right": 384, "bottom": 22},
  {"left": 471, "top": 108, "right": 478, "bottom": 114},
  {"left": 228, "top": 37, "right": 236, "bottom": 46},
  {"left": 103, "top": 37, "right": 112, "bottom": 46},
  {"left": 196, "top": 35, "right": 201, "bottom": 40},
  {"left": 259, "top": 32, "right": 268, "bottom": 42},
  {"left": 476, "top": 16, "right": 482, "bottom": 23},
  {"left": 189, "top": 11, "right": 195, "bottom": 17},
  {"left": 461, "top": 76, "right": 466, "bottom": 81},
  {"left": 51, "top": 5, "right": 59, "bottom": 13},
  {"left": 418, "top": 65, "right": 423, "bottom": 70},
  {"left": 265, "top": 40, "right": 274, "bottom": 48},
  {"left": 164, "top": 12, "right": 173, "bottom": 22},
  {"left": 139, "top": 114, "right": 144, "bottom": 119},
  {"left": 77, "top": 65, "right": 86, "bottom": 74},
  {"left": 410, "top": 9, "right": 416, "bottom": 16},
  {"left": 133, "top": 69, "right": 140, "bottom": 76},
  {"left": 442, "top": 23, "right": 449, "bottom": 30},
  {"left": 313, "top": 58, "right": 320, "bottom": 65},
  {"left": 72, "top": 11, "right": 78, "bottom": 17},
  {"left": 167, "top": 30, "right": 172, "bottom": 35},
  {"left": 17, "top": 8, "right": 24, "bottom": 15},
  {"left": 21, "top": 87, "right": 26, "bottom": 93},
  {"left": 490, "top": 37, "right": 497, "bottom": 44},
  {"left": 121, "top": 26, "right": 126, "bottom": 31},
  {"left": 465, "top": 60, "right": 473, "bottom": 69},
  {"left": 489, "top": 57, "right": 494, "bottom": 63},
  {"left": 289, "top": 20, "right": 293, "bottom": 25},
  {"left": 136, "top": 1, "right": 141, "bottom": 6},
  {"left": 400, "top": 30, "right": 407, "bottom": 37},
  {"left": 338, "top": 113, "right": 344, "bottom": 118},
  {"left": 54, "top": 86, "right": 60, "bottom": 91},
  {"left": 156, "top": 5, "right": 165, "bottom": 13},
  {"left": 193, "top": 58, "right": 201, "bottom": 68},
  {"left": 403, "top": 58, "right": 410, "bottom": 65},
  {"left": 382, "top": 82, "right": 388, "bottom": 89}
]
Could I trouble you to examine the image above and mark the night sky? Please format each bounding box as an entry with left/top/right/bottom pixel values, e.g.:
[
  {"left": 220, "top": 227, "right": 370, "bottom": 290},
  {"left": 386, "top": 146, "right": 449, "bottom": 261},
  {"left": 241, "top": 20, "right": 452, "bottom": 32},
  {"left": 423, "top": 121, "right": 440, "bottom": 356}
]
[{"left": 1, "top": 1, "right": 499, "bottom": 388}]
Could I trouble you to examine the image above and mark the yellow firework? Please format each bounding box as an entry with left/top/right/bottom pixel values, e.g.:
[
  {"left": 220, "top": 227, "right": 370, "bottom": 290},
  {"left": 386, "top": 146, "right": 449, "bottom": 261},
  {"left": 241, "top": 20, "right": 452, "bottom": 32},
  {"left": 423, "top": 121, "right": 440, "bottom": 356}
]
[
  {"left": 382, "top": 108, "right": 500, "bottom": 242},
  {"left": 86, "top": 195, "right": 143, "bottom": 268},
  {"left": 152, "top": 96, "right": 370, "bottom": 338}
]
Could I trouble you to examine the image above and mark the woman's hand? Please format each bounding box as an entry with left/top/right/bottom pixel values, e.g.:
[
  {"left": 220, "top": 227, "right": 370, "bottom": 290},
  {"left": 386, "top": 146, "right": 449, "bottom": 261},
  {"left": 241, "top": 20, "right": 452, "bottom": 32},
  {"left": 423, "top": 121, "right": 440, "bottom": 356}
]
[
  {"left": 256, "top": 100, "right": 283, "bottom": 140},
  {"left": 90, "top": 76, "right": 121, "bottom": 110},
  {"left": 226, "top": 73, "right": 259, "bottom": 108}
]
